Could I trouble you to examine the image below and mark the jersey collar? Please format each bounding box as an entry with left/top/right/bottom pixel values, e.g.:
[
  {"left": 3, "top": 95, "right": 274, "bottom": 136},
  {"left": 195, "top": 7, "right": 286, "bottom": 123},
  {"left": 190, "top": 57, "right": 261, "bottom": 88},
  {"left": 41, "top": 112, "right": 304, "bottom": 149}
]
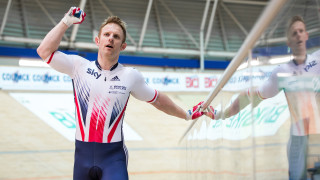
[
  {"left": 95, "top": 60, "right": 118, "bottom": 71},
  {"left": 292, "top": 54, "right": 307, "bottom": 66}
]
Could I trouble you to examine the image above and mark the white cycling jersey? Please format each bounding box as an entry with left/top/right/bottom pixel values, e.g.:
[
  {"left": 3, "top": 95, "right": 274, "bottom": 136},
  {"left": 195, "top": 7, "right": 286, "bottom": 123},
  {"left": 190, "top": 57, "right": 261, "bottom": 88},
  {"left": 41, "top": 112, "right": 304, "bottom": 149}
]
[
  {"left": 45, "top": 51, "right": 158, "bottom": 143},
  {"left": 257, "top": 51, "right": 320, "bottom": 99},
  {"left": 257, "top": 50, "right": 320, "bottom": 135}
]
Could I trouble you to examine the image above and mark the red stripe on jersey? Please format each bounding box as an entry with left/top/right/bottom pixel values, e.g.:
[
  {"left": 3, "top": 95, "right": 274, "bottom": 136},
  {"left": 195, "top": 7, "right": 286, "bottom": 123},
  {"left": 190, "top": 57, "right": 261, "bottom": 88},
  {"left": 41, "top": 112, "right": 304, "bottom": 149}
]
[
  {"left": 88, "top": 99, "right": 108, "bottom": 143},
  {"left": 294, "top": 118, "right": 310, "bottom": 136},
  {"left": 74, "top": 88, "right": 85, "bottom": 141},
  {"left": 303, "top": 118, "right": 309, "bottom": 135},
  {"left": 88, "top": 102, "right": 99, "bottom": 142},
  {"left": 257, "top": 90, "right": 266, "bottom": 100},
  {"left": 47, "top": 51, "right": 55, "bottom": 64},
  {"left": 147, "top": 90, "right": 158, "bottom": 103},
  {"left": 96, "top": 105, "right": 107, "bottom": 142},
  {"left": 107, "top": 99, "right": 129, "bottom": 143}
]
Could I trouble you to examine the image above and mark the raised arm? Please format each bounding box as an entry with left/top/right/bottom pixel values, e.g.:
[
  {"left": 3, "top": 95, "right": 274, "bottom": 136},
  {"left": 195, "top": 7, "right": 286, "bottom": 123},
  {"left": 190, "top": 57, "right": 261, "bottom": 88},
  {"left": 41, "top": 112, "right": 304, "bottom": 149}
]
[
  {"left": 37, "top": 7, "right": 86, "bottom": 60},
  {"left": 37, "top": 22, "right": 68, "bottom": 60}
]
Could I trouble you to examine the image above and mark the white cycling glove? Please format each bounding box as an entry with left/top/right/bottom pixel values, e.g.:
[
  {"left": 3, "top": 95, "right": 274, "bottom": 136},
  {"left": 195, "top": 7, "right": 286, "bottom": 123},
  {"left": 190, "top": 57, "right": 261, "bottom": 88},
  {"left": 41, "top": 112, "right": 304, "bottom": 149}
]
[{"left": 61, "top": 7, "right": 86, "bottom": 27}]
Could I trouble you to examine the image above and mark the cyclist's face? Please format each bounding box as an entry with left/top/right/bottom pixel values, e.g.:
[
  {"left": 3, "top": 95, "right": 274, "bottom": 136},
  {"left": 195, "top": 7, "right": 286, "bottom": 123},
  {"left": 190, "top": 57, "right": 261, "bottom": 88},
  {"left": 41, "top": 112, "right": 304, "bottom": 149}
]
[
  {"left": 287, "top": 21, "right": 309, "bottom": 54},
  {"left": 96, "top": 23, "right": 126, "bottom": 56}
]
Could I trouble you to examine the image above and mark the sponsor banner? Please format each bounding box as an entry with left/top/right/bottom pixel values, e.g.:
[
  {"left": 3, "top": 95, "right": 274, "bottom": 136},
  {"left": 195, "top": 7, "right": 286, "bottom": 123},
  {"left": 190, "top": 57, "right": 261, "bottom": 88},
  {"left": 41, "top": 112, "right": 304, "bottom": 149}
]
[
  {"left": 0, "top": 66, "right": 72, "bottom": 91},
  {"left": 142, "top": 72, "right": 222, "bottom": 92},
  {"left": 10, "top": 93, "right": 143, "bottom": 142},
  {"left": 188, "top": 91, "right": 290, "bottom": 141},
  {"left": 1, "top": 65, "right": 277, "bottom": 92},
  {"left": 223, "top": 65, "right": 276, "bottom": 91}
]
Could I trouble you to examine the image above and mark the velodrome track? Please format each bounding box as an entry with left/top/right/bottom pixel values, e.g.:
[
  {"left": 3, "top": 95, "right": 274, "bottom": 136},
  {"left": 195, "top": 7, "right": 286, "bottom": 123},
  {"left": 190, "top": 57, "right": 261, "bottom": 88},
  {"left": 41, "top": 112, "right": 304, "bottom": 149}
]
[
  {"left": 2, "top": 89, "right": 320, "bottom": 180},
  {"left": 0, "top": 90, "right": 207, "bottom": 180}
]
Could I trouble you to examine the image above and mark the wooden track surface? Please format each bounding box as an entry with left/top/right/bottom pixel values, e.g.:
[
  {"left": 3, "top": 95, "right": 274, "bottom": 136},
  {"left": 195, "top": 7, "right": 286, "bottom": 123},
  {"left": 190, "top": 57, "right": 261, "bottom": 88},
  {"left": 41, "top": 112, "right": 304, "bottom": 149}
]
[
  {"left": 0, "top": 90, "right": 206, "bottom": 180},
  {"left": 1, "top": 90, "right": 319, "bottom": 180}
]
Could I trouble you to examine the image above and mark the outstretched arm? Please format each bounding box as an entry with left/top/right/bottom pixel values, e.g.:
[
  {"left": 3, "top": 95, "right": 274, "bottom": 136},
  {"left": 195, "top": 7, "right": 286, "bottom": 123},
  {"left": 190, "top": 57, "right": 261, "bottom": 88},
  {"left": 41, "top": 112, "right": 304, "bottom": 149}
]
[
  {"left": 224, "top": 91, "right": 251, "bottom": 118},
  {"left": 225, "top": 89, "right": 264, "bottom": 118},
  {"left": 37, "top": 7, "right": 86, "bottom": 60},
  {"left": 151, "top": 92, "right": 203, "bottom": 120},
  {"left": 206, "top": 88, "right": 263, "bottom": 120}
]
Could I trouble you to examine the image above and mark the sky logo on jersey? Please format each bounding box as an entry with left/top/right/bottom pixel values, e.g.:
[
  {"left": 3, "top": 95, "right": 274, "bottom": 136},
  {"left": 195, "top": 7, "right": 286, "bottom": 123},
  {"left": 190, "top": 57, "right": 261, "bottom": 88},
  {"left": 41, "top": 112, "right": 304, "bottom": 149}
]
[
  {"left": 87, "top": 68, "right": 101, "bottom": 79},
  {"left": 304, "top": 60, "right": 317, "bottom": 72},
  {"left": 111, "top": 76, "right": 120, "bottom": 81}
]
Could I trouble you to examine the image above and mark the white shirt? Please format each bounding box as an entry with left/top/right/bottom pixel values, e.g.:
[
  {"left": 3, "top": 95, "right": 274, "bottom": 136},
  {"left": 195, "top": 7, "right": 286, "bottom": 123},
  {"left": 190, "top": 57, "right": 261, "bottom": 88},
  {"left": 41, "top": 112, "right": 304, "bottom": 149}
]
[
  {"left": 257, "top": 50, "right": 320, "bottom": 135},
  {"left": 45, "top": 51, "right": 158, "bottom": 143}
]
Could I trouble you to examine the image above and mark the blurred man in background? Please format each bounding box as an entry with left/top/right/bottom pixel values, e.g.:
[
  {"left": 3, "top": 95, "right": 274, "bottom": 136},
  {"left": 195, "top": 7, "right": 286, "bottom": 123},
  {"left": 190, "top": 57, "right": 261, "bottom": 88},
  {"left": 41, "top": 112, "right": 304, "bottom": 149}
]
[{"left": 206, "top": 15, "right": 320, "bottom": 179}]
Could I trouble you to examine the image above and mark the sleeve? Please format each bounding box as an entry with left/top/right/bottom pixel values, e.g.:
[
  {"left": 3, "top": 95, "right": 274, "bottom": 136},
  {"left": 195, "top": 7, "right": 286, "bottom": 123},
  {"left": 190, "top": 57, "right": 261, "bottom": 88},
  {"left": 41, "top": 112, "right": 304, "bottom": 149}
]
[
  {"left": 257, "top": 68, "right": 280, "bottom": 99},
  {"left": 130, "top": 69, "right": 158, "bottom": 103},
  {"left": 43, "top": 51, "right": 76, "bottom": 77}
]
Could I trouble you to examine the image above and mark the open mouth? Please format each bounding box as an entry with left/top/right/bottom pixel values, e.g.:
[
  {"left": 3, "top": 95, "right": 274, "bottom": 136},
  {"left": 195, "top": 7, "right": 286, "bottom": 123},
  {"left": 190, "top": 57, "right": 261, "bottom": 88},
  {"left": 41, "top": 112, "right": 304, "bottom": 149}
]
[{"left": 106, "top": 45, "right": 113, "bottom": 48}]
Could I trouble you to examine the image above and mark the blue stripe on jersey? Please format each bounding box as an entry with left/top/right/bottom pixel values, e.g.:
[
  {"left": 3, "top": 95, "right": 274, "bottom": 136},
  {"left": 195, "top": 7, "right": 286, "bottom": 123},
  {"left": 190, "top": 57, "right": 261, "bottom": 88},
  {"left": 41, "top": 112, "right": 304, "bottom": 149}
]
[
  {"left": 73, "top": 76, "right": 90, "bottom": 126},
  {"left": 110, "top": 99, "right": 122, "bottom": 128}
]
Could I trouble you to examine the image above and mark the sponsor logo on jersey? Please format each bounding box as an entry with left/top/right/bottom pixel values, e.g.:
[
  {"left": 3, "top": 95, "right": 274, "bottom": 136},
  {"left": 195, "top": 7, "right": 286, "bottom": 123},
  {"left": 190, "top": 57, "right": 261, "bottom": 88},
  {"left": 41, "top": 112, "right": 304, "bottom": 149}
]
[
  {"left": 87, "top": 68, "right": 101, "bottom": 79},
  {"left": 304, "top": 60, "right": 317, "bottom": 72},
  {"left": 108, "top": 85, "right": 127, "bottom": 94},
  {"left": 111, "top": 76, "right": 120, "bottom": 81},
  {"left": 109, "top": 85, "right": 127, "bottom": 90},
  {"left": 108, "top": 91, "right": 125, "bottom": 94}
]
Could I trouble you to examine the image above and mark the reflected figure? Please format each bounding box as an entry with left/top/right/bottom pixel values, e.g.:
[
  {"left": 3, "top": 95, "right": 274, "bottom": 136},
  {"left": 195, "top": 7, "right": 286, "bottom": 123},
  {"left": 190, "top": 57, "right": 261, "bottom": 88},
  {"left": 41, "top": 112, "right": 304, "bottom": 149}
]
[{"left": 206, "top": 16, "right": 320, "bottom": 179}]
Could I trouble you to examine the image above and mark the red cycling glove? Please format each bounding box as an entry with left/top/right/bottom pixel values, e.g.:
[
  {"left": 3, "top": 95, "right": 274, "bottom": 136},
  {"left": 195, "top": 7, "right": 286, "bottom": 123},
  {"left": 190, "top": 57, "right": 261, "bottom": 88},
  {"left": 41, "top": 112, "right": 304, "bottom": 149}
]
[{"left": 186, "top": 101, "right": 204, "bottom": 120}]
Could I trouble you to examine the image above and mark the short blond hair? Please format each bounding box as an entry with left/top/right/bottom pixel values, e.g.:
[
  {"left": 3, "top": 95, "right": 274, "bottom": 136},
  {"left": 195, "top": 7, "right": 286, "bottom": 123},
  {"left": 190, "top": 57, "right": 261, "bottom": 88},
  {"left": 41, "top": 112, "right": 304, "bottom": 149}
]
[
  {"left": 98, "top": 16, "right": 127, "bottom": 43},
  {"left": 286, "top": 15, "right": 306, "bottom": 37}
]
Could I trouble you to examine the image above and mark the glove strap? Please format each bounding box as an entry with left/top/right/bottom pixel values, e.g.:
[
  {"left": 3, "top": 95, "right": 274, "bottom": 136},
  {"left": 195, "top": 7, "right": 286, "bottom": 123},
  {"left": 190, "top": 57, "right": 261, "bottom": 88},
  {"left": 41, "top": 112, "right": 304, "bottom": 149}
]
[
  {"left": 185, "top": 110, "right": 192, "bottom": 121},
  {"left": 61, "top": 16, "right": 73, "bottom": 27}
]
